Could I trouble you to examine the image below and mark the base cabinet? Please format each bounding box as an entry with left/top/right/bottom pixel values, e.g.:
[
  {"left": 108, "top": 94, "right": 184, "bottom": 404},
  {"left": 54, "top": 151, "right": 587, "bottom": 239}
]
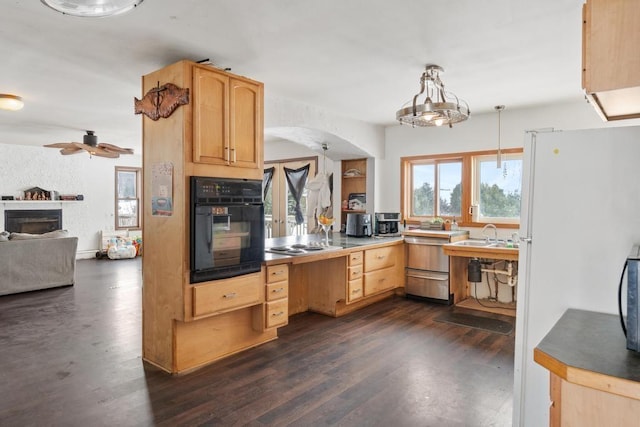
[{"left": 264, "top": 264, "right": 289, "bottom": 329}]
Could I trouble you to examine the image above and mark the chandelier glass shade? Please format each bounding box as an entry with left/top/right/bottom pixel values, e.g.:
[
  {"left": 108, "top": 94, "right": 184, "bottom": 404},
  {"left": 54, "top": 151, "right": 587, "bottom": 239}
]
[
  {"left": 40, "top": 0, "right": 143, "bottom": 18},
  {"left": 0, "top": 94, "right": 24, "bottom": 111},
  {"left": 396, "top": 65, "right": 470, "bottom": 128}
]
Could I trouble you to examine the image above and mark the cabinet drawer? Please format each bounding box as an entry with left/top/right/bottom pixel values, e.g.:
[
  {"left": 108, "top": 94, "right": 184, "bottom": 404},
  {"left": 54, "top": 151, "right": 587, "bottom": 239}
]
[
  {"left": 349, "top": 251, "right": 363, "bottom": 266},
  {"left": 364, "top": 247, "right": 396, "bottom": 272},
  {"left": 265, "top": 299, "right": 288, "bottom": 329},
  {"left": 364, "top": 266, "right": 396, "bottom": 296},
  {"left": 266, "top": 281, "right": 288, "bottom": 301},
  {"left": 192, "top": 273, "right": 263, "bottom": 317},
  {"left": 266, "top": 264, "right": 289, "bottom": 283},
  {"left": 347, "top": 278, "right": 363, "bottom": 303},
  {"left": 348, "top": 265, "right": 363, "bottom": 281}
]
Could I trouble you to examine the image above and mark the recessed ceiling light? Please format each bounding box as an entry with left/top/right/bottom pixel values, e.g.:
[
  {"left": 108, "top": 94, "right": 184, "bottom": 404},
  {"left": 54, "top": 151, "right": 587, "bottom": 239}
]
[
  {"left": 41, "top": 0, "right": 144, "bottom": 18},
  {"left": 0, "top": 94, "right": 24, "bottom": 111}
]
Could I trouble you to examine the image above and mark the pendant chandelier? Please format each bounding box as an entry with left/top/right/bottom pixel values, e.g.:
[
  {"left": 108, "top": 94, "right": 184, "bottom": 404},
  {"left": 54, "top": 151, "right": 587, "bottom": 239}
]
[
  {"left": 41, "top": 0, "right": 143, "bottom": 18},
  {"left": 396, "top": 64, "right": 470, "bottom": 128}
]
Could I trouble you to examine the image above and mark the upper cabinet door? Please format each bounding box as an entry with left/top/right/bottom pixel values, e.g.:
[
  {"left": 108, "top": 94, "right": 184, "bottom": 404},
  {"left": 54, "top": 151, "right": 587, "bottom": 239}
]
[
  {"left": 229, "top": 78, "right": 263, "bottom": 170},
  {"left": 192, "top": 65, "right": 263, "bottom": 170},
  {"left": 193, "top": 66, "right": 230, "bottom": 165}
]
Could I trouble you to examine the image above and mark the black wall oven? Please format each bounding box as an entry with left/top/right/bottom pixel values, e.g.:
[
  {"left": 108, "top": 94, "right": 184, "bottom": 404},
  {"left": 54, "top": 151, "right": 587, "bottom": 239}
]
[{"left": 190, "top": 176, "right": 264, "bottom": 283}]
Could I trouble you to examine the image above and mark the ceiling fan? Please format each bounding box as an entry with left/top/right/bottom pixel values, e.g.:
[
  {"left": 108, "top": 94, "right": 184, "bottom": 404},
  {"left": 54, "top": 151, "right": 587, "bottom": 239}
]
[{"left": 44, "top": 131, "right": 134, "bottom": 158}]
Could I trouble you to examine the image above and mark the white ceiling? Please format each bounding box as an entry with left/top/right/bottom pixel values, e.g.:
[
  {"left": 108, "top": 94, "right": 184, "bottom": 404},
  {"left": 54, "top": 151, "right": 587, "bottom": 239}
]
[{"left": 0, "top": 0, "right": 584, "bottom": 154}]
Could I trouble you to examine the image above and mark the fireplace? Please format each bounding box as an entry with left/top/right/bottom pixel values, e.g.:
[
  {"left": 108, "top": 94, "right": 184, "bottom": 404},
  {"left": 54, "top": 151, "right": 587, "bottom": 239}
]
[{"left": 5, "top": 209, "right": 62, "bottom": 234}]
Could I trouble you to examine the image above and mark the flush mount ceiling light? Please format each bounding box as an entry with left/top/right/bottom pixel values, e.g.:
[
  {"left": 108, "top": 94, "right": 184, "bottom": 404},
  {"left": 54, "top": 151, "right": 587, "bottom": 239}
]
[
  {"left": 41, "top": 0, "right": 144, "bottom": 18},
  {"left": 396, "top": 64, "right": 470, "bottom": 128},
  {"left": 0, "top": 94, "right": 24, "bottom": 111}
]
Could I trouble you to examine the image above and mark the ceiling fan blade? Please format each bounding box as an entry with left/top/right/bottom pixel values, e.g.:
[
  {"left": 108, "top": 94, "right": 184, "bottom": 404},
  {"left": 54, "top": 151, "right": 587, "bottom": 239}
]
[
  {"left": 90, "top": 146, "right": 120, "bottom": 158},
  {"left": 97, "top": 143, "right": 134, "bottom": 155},
  {"left": 60, "top": 147, "right": 84, "bottom": 155},
  {"left": 44, "top": 142, "right": 81, "bottom": 148}
]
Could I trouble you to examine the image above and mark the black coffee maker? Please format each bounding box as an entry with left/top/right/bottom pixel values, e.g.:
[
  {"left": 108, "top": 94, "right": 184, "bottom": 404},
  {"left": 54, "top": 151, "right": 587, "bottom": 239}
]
[{"left": 374, "top": 212, "right": 400, "bottom": 235}]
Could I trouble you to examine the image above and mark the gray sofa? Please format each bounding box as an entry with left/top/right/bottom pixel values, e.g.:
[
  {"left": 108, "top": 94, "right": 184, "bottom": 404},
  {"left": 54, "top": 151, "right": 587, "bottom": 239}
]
[{"left": 0, "top": 231, "right": 78, "bottom": 296}]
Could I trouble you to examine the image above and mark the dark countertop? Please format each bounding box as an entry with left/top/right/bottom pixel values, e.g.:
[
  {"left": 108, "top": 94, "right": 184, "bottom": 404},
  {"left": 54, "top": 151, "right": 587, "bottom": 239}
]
[{"left": 535, "top": 309, "right": 640, "bottom": 398}]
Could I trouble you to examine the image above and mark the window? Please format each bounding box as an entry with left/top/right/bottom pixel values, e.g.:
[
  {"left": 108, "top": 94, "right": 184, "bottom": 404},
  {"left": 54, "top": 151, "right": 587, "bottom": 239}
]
[
  {"left": 473, "top": 154, "right": 523, "bottom": 224},
  {"left": 410, "top": 159, "right": 462, "bottom": 218},
  {"left": 115, "top": 166, "right": 141, "bottom": 230},
  {"left": 401, "top": 149, "right": 522, "bottom": 228}
]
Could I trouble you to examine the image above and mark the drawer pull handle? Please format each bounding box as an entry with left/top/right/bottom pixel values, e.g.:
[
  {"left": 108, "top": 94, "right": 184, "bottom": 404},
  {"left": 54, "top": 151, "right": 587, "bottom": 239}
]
[
  {"left": 272, "top": 311, "right": 285, "bottom": 317},
  {"left": 272, "top": 288, "right": 285, "bottom": 293},
  {"left": 352, "top": 289, "right": 361, "bottom": 294},
  {"left": 272, "top": 270, "right": 285, "bottom": 275},
  {"left": 377, "top": 255, "right": 385, "bottom": 259},
  {"left": 223, "top": 292, "right": 237, "bottom": 299}
]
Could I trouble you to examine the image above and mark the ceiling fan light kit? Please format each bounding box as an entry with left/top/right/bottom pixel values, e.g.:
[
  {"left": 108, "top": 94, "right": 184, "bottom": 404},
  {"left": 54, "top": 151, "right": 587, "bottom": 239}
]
[
  {"left": 0, "top": 94, "right": 24, "bottom": 111},
  {"left": 396, "top": 64, "right": 470, "bottom": 128},
  {"left": 40, "top": 0, "right": 143, "bottom": 18},
  {"left": 44, "top": 131, "right": 133, "bottom": 158}
]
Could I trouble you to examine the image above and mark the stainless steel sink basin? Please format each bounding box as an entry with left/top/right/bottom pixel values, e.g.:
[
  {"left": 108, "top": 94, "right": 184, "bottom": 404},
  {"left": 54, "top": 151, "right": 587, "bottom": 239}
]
[{"left": 490, "top": 241, "right": 520, "bottom": 249}]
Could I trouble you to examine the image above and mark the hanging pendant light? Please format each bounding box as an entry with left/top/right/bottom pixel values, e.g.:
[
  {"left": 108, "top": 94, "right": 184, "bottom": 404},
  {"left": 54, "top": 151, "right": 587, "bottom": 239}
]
[
  {"left": 396, "top": 64, "right": 470, "bottom": 128},
  {"left": 41, "top": 0, "right": 143, "bottom": 18},
  {"left": 0, "top": 94, "right": 24, "bottom": 111},
  {"left": 495, "top": 105, "right": 505, "bottom": 168}
]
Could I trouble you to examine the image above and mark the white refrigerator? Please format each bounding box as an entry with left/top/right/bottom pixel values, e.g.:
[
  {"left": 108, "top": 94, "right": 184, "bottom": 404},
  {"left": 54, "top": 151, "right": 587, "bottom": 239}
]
[{"left": 512, "top": 125, "right": 640, "bottom": 426}]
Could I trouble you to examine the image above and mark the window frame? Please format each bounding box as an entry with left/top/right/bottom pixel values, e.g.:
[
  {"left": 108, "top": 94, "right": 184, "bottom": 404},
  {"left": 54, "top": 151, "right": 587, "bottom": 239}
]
[
  {"left": 115, "top": 166, "right": 142, "bottom": 231},
  {"left": 401, "top": 148, "right": 523, "bottom": 229}
]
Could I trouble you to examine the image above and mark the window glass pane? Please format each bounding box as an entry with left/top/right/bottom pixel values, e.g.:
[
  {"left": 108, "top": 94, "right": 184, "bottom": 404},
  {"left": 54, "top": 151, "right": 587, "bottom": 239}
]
[
  {"left": 412, "top": 164, "right": 435, "bottom": 216},
  {"left": 438, "top": 162, "right": 462, "bottom": 217},
  {"left": 117, "top": 199, "right": 138, "bottom": 227},
  {"left": 478, "top": 157, "right": 523, "bottom": 219},
  {"left": 117, "top": 171, "right": 137, "bottom": 198}
]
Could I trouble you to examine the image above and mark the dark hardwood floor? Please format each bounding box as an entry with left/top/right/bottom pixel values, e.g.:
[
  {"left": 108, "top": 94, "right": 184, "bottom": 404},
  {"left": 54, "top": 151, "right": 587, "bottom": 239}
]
[{"left": 0, "top": 258, "right": 514, "bottom": 426}]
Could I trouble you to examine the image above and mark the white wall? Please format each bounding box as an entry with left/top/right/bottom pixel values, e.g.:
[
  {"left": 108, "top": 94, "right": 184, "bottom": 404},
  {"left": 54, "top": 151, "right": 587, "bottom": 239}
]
[{"left": 0, "top": 143, "right": 142, "bottom": 258}]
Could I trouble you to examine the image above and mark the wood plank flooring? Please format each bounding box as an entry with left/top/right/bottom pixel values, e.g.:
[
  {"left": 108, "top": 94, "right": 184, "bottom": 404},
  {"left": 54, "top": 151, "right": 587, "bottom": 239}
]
[{"left": 0, "top": 258, "right": 514, "bottom": 426}]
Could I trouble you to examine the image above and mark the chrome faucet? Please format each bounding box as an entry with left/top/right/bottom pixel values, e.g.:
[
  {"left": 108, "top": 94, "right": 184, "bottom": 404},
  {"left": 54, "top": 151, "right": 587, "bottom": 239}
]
[{"left": 482, "top": 224, "right": 498, "bottom": 243}]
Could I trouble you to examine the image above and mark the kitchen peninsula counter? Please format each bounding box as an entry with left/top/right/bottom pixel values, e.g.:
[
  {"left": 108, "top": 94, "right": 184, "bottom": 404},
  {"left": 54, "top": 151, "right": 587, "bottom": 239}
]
[
  {"left": 264, "top": 233, "right": 404, "bottom": 264},
  {"left": 534, "top": 309, "right": 640, "bottom": 425},
  {"left": 264, "top": 232, "right": 405, "bottom": 317}
]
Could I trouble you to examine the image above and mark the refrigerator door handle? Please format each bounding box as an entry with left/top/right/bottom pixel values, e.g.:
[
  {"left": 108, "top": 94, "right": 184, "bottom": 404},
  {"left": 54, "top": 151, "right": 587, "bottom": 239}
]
[{"left": 519, "top": 237, "right": 532, "bottom": 243}]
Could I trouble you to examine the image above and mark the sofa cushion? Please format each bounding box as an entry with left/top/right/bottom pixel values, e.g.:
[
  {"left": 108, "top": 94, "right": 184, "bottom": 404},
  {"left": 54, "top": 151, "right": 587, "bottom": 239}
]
[
  {"left": 9, "top": 229, "right": 69, "bottom": 240},
  {"left": 0, "top": 231, "right": 9, "bottom": 242}
]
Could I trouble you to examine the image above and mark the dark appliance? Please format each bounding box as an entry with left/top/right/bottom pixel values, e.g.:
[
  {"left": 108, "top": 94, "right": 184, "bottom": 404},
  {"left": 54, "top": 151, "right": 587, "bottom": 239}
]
[
  {"left": 620, "top": 245, "right": 640, "bottom": 352},
  {"left": 374, "top": 212, "right": 401, "bottom": 235},
  {"left": 404, "top": 236, "right": 452, "bottom": 304},
  {"left": 190, "top": 176, "right": 264, "bottom": 283},
  {"left": 346, "top": 213, "right": 372, "bottom": 237}
]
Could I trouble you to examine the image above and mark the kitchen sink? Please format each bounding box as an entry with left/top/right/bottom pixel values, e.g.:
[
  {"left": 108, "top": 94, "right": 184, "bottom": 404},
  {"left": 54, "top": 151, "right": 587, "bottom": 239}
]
[{"left": 452, "top": 239, "right": 493, "bottom": 247}]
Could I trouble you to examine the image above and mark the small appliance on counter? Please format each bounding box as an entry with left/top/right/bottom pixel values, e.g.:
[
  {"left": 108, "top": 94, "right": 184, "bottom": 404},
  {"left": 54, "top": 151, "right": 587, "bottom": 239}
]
[
  {"left": 346, "top": 213, "right": 372, "bottom": 237},
  {"left": 621, "top": 245, "right": 640, "bottom": 352},
  {"left": 374, "top": 212, "right": 401, "bottom": 236}
]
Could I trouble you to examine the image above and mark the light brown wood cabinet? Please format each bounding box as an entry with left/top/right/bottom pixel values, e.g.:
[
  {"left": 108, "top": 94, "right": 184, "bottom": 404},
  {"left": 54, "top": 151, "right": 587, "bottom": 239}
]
[
  {"left": 192, "top": 272, "right": 264, "bottom": 318},
  {"left": 346, "top": 251, "right": 364, "bottom": 304},
  {"left": 264, "top": 264, "right": 289, "bottom": 329},
  {"left": 582, "top": 0, "right": 640, "bottom": 121},
  {"left": 141, "top": 60, "right": 271, "bottom": 374},
  {"left": 192, "top": 64, "right": 263, "bottom": 170},
  {"left": 363, "top": 246, "right": 402, "bottom": 296}
]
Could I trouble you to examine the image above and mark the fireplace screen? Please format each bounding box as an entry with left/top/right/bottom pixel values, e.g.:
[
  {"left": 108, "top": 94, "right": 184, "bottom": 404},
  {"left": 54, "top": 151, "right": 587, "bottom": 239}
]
[{"left": 4, "top": 209, "right": 62, "bottom": 234}]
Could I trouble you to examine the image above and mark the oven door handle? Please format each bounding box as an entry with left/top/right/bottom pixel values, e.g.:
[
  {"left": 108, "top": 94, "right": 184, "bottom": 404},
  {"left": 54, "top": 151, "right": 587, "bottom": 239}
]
[{"left": 207, "top": 212, "right": 213, "bottom": 254}]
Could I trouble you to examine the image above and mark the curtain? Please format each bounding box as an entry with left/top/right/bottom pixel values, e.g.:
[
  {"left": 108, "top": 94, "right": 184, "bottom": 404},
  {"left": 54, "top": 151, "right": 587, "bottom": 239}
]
[
  {"left": 284, "top": 164, "right": 310, "bottom": 225},
  {"left": 263, "top": 167, "right": 275, "bottom": 200}
]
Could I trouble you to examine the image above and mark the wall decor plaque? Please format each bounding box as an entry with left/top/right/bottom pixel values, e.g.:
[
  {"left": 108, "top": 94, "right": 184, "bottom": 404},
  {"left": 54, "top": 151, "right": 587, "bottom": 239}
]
[{"left": 134, "top": 82, "right": 189, "bottom": 121}]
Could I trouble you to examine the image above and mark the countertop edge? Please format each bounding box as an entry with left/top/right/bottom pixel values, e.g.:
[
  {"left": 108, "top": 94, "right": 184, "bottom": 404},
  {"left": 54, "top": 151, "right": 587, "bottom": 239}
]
[{"left": 535, "top": 309, "right": 640, "bottom": 401}]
